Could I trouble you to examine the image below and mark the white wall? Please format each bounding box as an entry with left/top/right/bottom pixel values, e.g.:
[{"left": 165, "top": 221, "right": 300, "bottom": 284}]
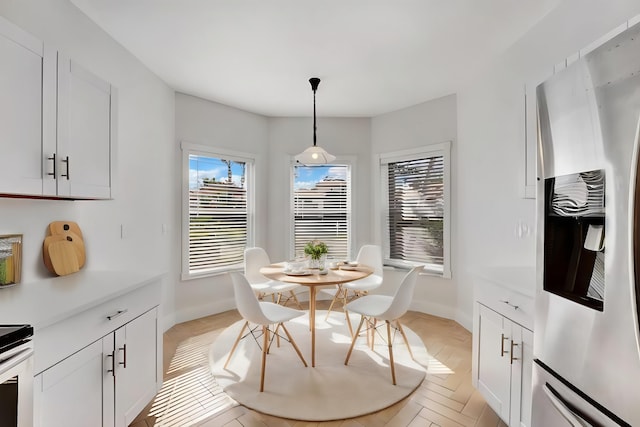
[{"left": 0, "top": 0, "right": 176, "bottom": 329}]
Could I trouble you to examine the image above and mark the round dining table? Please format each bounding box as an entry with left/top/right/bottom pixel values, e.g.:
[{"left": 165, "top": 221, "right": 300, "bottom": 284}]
[{"left": 259, "top": 263, "right": 372, "bottom": 367}]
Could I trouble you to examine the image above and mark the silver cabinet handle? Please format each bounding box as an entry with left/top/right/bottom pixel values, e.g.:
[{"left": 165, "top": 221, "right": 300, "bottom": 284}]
[
  {"left": 501, "top": 333, "right": 509, "bottom": 357},
  {"left": 499, "top": 300, "right": 519, "bottom": 310},
  {"left": 106, "top": 350, "right": 115, "bottom": 377},
  {"left": 106, "top": 309, "right": 128, "bottom": 320},
  {"left": 510, "top": 340, "right": 519, "bottom": 364},
  {"left": 118, "top": 344, "right": 127, "bottom": 368}
]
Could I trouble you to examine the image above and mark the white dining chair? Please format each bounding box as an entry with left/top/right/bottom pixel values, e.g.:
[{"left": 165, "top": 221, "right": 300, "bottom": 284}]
[
  {"left": 225, "top": 272, "right": 308, "bottom": 392},
  {"left": 344, "top": 266, "right": 422, "bottom": 385},
  {"left": 321, "top": 245, "right": 384, "bottom": 333},
  {"left": 245, "top": 247, "right": 302, "bottom": 309}
]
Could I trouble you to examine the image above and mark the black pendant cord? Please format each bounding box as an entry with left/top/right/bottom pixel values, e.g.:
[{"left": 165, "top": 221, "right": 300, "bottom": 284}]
[{"left": 310, "top": 77, "right": 320, "bottom": 147}]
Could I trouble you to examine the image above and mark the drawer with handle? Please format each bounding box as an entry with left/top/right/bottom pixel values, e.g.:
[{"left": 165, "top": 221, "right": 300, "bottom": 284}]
[{"left": 33, "top": 279, "right": 160, "bottom": 374}]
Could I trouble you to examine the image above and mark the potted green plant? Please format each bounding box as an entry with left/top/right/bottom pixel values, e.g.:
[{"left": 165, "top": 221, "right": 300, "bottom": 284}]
[{"left": 304, "top": 240, "right": 328, "bottom": 269}]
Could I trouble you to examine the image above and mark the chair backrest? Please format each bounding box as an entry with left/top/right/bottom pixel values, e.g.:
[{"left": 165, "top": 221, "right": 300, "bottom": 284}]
[
  {"left": 229, "top": 272, "right": 271, "bottom": 325},
  {"left": 356, "top": 245, "right": 384, "bottom": 277},
  {"left": 381, "top": 266, "right": 423, "bottom": 320},
  {"left": 244, "top": 247, "right": 271, "bottom": 285}
]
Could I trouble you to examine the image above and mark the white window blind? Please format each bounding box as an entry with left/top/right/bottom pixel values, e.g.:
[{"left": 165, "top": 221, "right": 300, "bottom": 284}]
[
  {"left": 381, "top": 143, "right": 450, "bottom": 277},
  {"left": 184, "top": 149, "right": 252, "bottom": 277},
  {"left": 292, "top": 164, "right": 351, "bottom": 260}
]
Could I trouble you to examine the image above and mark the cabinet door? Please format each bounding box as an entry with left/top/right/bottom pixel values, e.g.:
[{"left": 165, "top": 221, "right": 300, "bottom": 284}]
[
  {"left": 510, "top": 325, "right": 534, "bottom": 427},
  {"left": 477, "top": 304, "right": 511, "bottom": 422},
  {"left": 55, "top": 54, "right": 113, "bottom": 199},
  {"left": 0, "top": 17, "right": 52, "bottom": 196},
  {"left": 114, "top": 308, "right": 159, "bottom": 427},
  {"left": 33, "top": 338, "right": 114, "bottom": 427}
]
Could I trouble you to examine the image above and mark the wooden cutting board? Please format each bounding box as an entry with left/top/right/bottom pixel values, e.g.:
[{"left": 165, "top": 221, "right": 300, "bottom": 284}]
[
  {"left": 46, "top": 239, "right": 80, "bottom": 276},
  {"left": 48, "top": 221, "right": 83, "bottom": 239},
  {"left": 44, "top": 221, "right": 86, "bottom": 275}
]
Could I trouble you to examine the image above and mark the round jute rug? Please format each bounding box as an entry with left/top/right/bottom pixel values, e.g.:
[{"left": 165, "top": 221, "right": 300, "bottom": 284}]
[{"left": 209, "top": 310, "right": 429, "bottom": 421}]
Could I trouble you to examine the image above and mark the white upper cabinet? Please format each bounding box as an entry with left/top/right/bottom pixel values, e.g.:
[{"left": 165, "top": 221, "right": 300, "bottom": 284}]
[
  {"left": 0, "top": 16, "right": 114, "bottom": 199},
  {"left": 44, "top": 55, "right": 115, "bottom": 199},
  {"left": 0, "top": 17, "right": 50, "bottom": 196}
]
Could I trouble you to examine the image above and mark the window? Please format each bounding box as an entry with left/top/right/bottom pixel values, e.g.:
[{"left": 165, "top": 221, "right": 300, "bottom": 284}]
[
  {"left": 291, "top": 163, "right": 351, "bottom": 260},
  {"left": 380, "top": 143, "right": 451, "bottom": 278},
  {"left": 182, "top": 142, "right": 254, "bottom": 279}
]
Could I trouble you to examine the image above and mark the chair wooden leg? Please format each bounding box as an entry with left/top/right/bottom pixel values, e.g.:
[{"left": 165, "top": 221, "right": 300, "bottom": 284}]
[
  {"left": 345, "top": 315, "right": 366, "bottom": 365},
  {"left": 260, "top": 325, "right": 268, "bottom": 392},
  {"left": 279, "top": 323, "right": 308, "bottom": 367},
  {"left": 324, "top": 286, "right": 341, "bottom": 320},
  {"left": 370, "top": 318, "right": 378, "bottom": 350},
  {"left": 273, "top": 323, "right": 281, "bottom": 348},
  {"left": 290, "top": 290, "right": 302, "bottom": 309},
  {"left": 224, "top": 321, "right": 249, "bottom": 369},
  {"left": 345, "top": 309, "right": 354, "bottom": 337},
  {"left": 341, "top": 289, "right": 350, "bottom": 311},
  {"left": 386, "top": 320, "right": 396, "bottom": 385},
  {"left": 396, "top": 320, "right": 414, "bottom": 360}
]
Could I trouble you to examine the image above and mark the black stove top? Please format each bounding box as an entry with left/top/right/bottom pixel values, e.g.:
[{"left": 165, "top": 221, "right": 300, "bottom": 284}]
[{"left": 0, "top": 325, "right": 33, "bottom": 354}]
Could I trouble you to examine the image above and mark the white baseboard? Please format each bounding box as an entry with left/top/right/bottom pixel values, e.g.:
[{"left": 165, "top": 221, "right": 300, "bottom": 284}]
[
  {"left": 168, "top": 295, "right": 473, "bottom": 334},
  {"left": 455, "top": 310, "right": 473, "bottom": 332},
  {"left": 410, "top": 300, "right": 457, "bottom": 322},
  {"left": 409, "top": 301, "right": 472, "bottom": 333},
  {"left": 161, "top": 312, "right": 176, "bottom": 333},
  {"left": 174, "top": 297, "right": 236, "bottom": 325}
]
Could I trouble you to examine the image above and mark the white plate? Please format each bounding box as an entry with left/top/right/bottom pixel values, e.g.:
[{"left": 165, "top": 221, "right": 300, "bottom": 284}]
[
  {"left": 284, "top": 270, "right": 313, "bottom": 276},
  {"left": 339, "top": 265, "right": 359, "bottom": 271}
]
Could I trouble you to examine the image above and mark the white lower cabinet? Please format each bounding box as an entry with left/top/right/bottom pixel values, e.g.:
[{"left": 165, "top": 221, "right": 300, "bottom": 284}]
[
  {"left": 114, "top": 308, "right": 158, "bottom": 426},
  {"left": 34, "top": 339, "right": 106, "bottom": 427},
  {"left": 472, "top": 269, "right": 535, "bottom": 427},
  {"left": 34, "top": 307, "right": 158, "bottom": 427},
  {"left": 476, "top": 303, "right": 533, "bottom": 427}
]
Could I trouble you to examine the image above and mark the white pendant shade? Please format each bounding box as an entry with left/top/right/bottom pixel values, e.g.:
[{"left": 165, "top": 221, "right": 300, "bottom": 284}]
[{"left": 295, "top": 145, "right": 336, "bottom": 164}]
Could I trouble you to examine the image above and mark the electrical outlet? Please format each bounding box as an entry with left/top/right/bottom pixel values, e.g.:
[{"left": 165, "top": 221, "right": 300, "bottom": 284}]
[{"left": 515, "top": 221, "right": 531, "bottom": 238}]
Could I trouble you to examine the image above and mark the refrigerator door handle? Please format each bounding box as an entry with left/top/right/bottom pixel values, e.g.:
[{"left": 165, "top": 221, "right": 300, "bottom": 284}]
[{"left": 543, "top": 383, "right": 595, "bottom": 427}]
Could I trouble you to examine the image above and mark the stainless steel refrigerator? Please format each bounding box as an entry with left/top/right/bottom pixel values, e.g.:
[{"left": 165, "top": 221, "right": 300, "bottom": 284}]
[{"left": 535, "top": 20, "right": 640, "bottom": 426}]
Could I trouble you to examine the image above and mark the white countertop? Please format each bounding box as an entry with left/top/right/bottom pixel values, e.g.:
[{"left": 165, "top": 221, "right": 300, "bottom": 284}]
[
  {"left": 475, "top": 266, "right": 537, "bottom": 299},
  {"left": 0, "top": 270, "right": 164, "bottom": 330}
]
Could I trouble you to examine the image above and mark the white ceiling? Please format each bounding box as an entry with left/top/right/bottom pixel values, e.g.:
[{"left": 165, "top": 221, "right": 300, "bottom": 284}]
[{"left": 70, "top": 0, "right": 558, "bottom": 117}]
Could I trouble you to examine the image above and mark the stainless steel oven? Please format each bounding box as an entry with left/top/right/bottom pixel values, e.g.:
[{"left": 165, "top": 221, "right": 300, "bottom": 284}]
[{"left": 0, "top": 325, "right": 34, "bottom": 427}]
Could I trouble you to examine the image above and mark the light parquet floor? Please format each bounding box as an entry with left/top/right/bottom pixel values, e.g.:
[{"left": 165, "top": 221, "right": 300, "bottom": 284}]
[{"left": 130, "top": 301, "right": 506, "bottom": 427}]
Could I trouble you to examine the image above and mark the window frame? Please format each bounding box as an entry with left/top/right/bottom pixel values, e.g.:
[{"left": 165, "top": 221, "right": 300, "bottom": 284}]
[
  {"left": 376, "top": 142, "right": 451, "bottom": 278},
  {"left": 289, "top": 157, "right": 355, "bottom": 261},
  {"left": 181, "top": 141, "right": 255, "bottom": 280}
]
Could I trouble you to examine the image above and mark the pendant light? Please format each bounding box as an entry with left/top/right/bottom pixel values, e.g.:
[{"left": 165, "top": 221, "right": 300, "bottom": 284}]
[{"left": 294, "top": 77, "right": 336, "bottom": 164}]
